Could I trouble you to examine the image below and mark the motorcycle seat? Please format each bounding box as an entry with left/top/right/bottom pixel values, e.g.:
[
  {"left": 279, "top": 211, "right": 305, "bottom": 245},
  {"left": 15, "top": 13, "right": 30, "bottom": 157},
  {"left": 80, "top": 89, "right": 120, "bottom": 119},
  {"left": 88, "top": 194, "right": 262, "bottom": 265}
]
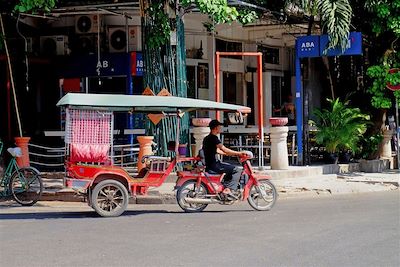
[{"left": 206, "top": 169, "right": 218, "bottom": 175}]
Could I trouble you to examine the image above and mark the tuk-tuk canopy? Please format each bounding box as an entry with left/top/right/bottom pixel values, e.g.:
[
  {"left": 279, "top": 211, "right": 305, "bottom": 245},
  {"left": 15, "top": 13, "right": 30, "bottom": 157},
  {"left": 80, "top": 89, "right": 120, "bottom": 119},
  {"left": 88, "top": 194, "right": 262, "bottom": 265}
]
[{"left": 57, "top": 93, "right": 251, "bottom": 114}]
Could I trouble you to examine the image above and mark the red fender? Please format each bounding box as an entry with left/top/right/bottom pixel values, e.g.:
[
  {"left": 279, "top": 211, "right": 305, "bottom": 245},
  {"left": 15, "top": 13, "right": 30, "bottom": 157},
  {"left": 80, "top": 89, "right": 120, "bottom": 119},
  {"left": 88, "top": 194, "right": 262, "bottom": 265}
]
[
  {"left": 66, "top": 164, "right": 131, "bottom": 192},
  {"left": 242, "top": 176, "right": 271, "bottom": 200}
]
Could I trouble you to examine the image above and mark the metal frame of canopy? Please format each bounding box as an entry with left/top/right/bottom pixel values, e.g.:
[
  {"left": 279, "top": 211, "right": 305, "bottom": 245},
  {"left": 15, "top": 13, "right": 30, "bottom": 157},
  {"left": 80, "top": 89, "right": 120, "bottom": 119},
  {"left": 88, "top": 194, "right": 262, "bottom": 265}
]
[
  {"left": 57, "top": 93, "right": 251, "bottom": 159},
  {"left": 57, "top": 93, "right": 251, "bottom": 113},
  {"left": 214, "top": 52, "right": 265, "bottom": 168}
]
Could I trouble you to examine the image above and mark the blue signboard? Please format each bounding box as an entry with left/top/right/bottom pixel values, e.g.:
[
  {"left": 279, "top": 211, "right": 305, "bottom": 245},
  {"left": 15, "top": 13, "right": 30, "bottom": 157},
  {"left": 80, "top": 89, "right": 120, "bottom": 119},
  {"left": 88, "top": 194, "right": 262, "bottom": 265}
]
[
  {"left": 136, "top": 52, "right": 144, "bottom": 76},
  {"left": 59, "top": 53, "right": 132, "bottom": 78},
  {"left": 130, "top": 52, "right": 143, "bottom": 76},
  {"left": 295, "top": 32, "right": 362, "bottom": 165},
  {"left": 319, "top": 32, "right": 362, "bottom": 56},
  {"left": 296, "top": 35, "right": 320, "bottom": 58}
]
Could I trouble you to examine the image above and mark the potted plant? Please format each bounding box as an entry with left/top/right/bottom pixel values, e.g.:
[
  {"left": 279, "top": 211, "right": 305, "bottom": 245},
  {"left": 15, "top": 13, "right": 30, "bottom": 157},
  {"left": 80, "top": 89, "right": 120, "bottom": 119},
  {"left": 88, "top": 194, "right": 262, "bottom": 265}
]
[{"left": 311, "top": 98, "right": 370, "bottom": 164}]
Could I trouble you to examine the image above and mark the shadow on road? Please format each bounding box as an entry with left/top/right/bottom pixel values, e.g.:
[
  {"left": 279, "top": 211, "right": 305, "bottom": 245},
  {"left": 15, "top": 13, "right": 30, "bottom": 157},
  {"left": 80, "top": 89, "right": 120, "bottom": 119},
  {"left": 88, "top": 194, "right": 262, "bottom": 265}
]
[
  {"left": 0, "top": 207, "right": 254, "bottom": 220},
  {"left": 0, "top": 209, "right": 173, "bottom": 220}
]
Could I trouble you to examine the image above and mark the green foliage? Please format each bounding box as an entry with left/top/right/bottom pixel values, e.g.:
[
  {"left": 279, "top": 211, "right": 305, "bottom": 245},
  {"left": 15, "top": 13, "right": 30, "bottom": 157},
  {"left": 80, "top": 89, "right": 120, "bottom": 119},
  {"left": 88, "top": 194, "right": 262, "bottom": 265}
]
[
  {"left": 366, "top": 60, "right": 400, "bottom": 109},
  {"left": 364, "top": 0, "right": 400, "bottom": 109},
  {"left": 286, "top": 0, "right": 352, "bottom": 52},
  {"left": 145, "top": 2, "right": 172, "bottom": 49},
  {"left": 181, "top": 0, "right": 258, "bottom": 25},
  {"left": 356, "top": 133, "right": 383, "bottom": 159},
  {"left": 365, "top": 0, "right": 400, "bottom": 37},
  {"left": 145, "top": 0, "right": 259, "bottom": 48},
  {"left": 237, "top": 9, "right": 258, "bottom": 25},
  {"left": 14, "top": 0, "right": 57, "bottom": 13},
  {"left": 311, "top": 98, "right": 370, "bottom": 154},
  {"left": 318, "top": 0, "right": 353, "bottom": 52}
]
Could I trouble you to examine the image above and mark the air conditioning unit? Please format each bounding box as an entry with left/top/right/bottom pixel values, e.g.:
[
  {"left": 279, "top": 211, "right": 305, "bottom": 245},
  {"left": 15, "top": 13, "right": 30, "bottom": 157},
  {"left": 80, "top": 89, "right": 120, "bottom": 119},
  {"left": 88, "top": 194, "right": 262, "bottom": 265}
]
[
  {"left": 75, "top": 35, "right": 96, "bottom": 55},
  {"left": 40, "top": 36, "right": 69, "bottom": 56},
  {"left": 75, "top": 15, "right": 99, "bottom": 34},
  {"left": 108, "top": 26, "right": 141, "bottom": 53}
]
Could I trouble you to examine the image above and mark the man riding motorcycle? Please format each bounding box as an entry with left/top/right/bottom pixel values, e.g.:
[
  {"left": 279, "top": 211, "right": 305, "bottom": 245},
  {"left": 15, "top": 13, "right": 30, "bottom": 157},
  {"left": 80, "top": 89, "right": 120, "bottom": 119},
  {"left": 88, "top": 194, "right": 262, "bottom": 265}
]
[{"left": 202, "top": 120, "right": 248, "bottom": 198}]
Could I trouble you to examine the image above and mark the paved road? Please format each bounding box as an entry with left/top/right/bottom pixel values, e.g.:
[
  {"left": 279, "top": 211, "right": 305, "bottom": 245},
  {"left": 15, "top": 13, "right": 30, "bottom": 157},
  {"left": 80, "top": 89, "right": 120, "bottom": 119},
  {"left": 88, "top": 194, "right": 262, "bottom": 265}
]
[{"left": 1, "top": 192, "right": 399, "bottom": 267}]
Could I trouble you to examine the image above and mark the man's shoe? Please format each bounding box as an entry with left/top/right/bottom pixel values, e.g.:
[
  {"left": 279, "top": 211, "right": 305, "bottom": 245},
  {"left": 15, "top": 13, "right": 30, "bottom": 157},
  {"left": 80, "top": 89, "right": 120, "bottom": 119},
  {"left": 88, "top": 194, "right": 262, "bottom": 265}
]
[{"left": 225, "top": 191, "right": 239, "bottom": 200}]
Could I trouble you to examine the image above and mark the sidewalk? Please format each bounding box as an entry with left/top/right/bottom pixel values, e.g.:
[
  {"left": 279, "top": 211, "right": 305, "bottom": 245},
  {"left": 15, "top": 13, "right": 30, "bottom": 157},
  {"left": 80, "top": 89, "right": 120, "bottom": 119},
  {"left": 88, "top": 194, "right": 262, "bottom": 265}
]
[{"left": 2, "top": 169, "right": 395, "bottom": 205}]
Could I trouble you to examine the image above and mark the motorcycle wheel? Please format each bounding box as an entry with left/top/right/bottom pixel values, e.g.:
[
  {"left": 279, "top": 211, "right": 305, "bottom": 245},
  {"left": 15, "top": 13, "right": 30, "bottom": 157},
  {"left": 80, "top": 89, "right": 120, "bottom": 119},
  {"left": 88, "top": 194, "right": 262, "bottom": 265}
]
[
  {"left": 176, "top": 180, "right": 208, "bottom": 213},
  {"left": 247, "top": 180, "right": 277, "bottom": 211}
]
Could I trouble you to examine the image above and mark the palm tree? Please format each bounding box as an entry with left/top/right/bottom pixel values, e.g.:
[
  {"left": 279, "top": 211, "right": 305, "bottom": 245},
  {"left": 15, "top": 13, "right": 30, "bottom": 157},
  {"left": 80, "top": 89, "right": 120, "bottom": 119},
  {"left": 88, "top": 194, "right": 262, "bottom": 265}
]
[
  {"left": 285, "top": 0, "right": 352, "bottom": 51},
  {"left": 311, "top": 98, "right": 370, "bottom": 163},
  {"left": 285, "top": 0, "right": 353, "bottom": 100}
]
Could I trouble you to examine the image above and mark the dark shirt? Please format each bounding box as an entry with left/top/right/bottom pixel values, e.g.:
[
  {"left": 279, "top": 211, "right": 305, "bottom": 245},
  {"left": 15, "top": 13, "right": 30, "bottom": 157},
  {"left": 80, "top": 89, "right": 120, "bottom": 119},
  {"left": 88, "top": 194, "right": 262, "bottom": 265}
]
[{"left": 202, "top": 134, "right": 221, "bottom": 169}]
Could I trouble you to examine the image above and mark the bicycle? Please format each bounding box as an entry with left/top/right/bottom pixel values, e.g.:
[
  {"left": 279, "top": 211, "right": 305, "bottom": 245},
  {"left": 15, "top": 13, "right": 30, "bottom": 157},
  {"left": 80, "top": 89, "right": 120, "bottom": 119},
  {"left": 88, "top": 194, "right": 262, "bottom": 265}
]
[{"left": 0, "top": 140, "right": 43, "bottom": 206}]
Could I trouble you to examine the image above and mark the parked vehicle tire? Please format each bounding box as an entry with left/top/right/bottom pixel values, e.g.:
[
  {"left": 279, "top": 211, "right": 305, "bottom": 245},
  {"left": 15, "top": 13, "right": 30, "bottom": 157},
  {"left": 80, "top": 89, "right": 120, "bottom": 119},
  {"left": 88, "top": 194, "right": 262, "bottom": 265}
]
[
  {"left": 9, "top": 167, "right": 43, "bottom": 206},
  {"left": 91, "top": 179, "right": 129, "bottom": 217},
  {"left": 177, "top": 180, "right": 208, "bottom": 212},
  {"left": 247, "top": 179, "right": 277, "bottom": 211}
]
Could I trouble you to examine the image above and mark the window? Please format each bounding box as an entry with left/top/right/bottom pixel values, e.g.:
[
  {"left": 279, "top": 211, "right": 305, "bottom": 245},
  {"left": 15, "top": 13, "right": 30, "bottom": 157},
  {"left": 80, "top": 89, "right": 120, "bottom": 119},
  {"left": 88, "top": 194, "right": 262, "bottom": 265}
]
[
  {"left": 216, "top": 39, "right": 243, "bottom": 59},
  {"left": 197, "top": 63, "right": 209, "bottom": 89},
  {"left": 258, "top": 46, "right": 280, "bottom": 65}
]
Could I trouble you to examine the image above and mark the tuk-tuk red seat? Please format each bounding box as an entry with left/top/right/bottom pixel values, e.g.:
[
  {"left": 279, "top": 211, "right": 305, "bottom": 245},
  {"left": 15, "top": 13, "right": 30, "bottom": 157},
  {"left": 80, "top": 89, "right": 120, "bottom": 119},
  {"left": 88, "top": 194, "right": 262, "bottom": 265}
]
[{"left": 70, "top": 143, "right": 110, "bottom": 163}]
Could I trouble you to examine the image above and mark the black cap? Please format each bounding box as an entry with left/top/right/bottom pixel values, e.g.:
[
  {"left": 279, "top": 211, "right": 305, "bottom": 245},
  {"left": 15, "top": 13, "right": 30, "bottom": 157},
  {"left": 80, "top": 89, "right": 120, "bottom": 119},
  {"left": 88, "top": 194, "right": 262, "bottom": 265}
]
[{"left": 209, "top": 119, "right": 224, "bottom": 129}]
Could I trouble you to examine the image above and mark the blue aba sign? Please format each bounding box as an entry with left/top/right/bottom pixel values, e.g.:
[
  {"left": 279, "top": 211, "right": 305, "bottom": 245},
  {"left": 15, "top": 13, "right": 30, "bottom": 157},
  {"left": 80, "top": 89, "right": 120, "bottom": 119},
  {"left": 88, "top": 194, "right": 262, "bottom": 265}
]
[
  {"left": 296, "top": 32, "right": 362, "bottom": 58},
  {"left": 59, "top": 52, "right": 143, "bottom": 78},
  {"left": 320, "top": 32, "right": 362, "bottom": 56},
  {"left": 296, "top": 35, "right": 320, "bottom": 58}
]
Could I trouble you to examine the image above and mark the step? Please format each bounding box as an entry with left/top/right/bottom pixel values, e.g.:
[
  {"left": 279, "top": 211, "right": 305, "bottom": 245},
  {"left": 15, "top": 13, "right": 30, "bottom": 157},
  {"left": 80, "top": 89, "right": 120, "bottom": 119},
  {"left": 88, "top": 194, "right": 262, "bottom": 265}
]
[{"left": 258, "top": 166, "right": 325, "bottom": 179}]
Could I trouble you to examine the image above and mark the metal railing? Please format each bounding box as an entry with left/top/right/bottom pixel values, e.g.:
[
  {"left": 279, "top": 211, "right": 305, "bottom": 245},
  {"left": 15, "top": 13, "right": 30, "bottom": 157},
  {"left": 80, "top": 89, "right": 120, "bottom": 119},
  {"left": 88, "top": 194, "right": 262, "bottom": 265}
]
[
  {"left": 111, "top": 143, "right": 140, "bottom": 167},
  {"left": 28, "top": 143, "right": 65, "bottom": 171},
  {"left": 28, "top": 142, "right": 141, "bottom": 169},
  {"left": 221, "top": 132, "right": 298, "bottom": 166}
]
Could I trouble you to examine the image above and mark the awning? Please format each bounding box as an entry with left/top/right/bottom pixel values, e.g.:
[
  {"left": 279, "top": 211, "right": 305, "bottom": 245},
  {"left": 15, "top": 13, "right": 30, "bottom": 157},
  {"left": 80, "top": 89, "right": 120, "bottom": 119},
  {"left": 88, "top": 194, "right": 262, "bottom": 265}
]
[{"left": 57, "top": 93, "right": 251, "bottom": 114}]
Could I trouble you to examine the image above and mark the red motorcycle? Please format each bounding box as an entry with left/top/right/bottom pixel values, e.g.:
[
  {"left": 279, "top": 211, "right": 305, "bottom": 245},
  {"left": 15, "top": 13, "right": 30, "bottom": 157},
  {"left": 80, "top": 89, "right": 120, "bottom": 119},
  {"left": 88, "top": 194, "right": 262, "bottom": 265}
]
[{"left": 175, "top": 151, "right": 277, "bottom": 212}]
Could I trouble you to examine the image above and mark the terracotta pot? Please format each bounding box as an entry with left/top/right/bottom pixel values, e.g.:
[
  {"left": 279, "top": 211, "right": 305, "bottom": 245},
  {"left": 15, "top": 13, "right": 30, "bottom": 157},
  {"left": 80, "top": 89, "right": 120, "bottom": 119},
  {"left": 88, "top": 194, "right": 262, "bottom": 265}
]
[
  {"left": 14, "top": 137, "right": 31, "bottom": 168},
  {"left": 137, "top": 136, "right": 154, "bottom": 171},
  {"left": 192, "top": 118, "right": 211, "bottom": 127},
  {"left": 269, "top": 117, "right": 288, "bottom": 126}
]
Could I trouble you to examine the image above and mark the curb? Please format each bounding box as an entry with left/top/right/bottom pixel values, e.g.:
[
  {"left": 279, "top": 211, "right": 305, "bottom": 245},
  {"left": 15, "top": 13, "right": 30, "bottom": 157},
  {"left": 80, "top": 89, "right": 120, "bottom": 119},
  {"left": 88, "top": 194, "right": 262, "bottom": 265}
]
[
  {"left": 2, "top": 187, "right": 398, "bottom": 206},
  {"left": 30, "top": 184, "right": 399, "bottom": 205}
]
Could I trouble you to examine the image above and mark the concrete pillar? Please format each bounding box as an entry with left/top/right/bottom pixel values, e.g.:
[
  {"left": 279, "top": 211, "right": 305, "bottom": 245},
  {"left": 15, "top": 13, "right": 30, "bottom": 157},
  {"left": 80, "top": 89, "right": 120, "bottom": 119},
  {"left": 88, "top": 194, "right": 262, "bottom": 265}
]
[
  {"left": 137, "top": 136, "right": 154, "bottom": 171},
  {"left": 192, "top": 127, "right": 209, "bottom": 156},
  {"left": 380, "top": 129, "right": 394, "bottom": 168},
  {"left": 270, "top": 126, "right": 289, "bottom": 170}
]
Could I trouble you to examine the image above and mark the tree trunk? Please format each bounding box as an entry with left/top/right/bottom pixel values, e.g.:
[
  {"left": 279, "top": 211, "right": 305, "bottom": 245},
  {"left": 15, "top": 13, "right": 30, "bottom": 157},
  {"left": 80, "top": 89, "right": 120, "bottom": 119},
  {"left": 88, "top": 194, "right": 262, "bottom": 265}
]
[{"left": 322, "top": 56, "right": 335, "bottom": 99}]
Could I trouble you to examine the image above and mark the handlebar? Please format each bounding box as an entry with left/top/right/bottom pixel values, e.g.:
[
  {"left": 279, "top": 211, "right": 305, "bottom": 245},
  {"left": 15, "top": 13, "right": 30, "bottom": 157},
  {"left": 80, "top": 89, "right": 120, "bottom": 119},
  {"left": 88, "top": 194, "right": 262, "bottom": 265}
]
[{"left": 239, "top": 151, "right": 253, "bottom": 162}]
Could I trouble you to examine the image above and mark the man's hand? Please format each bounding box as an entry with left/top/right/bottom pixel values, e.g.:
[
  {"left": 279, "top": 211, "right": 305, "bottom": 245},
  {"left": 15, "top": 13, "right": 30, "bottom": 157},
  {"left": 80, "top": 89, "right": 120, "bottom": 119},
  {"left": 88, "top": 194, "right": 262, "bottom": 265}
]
[{"left": 239, "top": 151, "right": 249, "bottom": 157}]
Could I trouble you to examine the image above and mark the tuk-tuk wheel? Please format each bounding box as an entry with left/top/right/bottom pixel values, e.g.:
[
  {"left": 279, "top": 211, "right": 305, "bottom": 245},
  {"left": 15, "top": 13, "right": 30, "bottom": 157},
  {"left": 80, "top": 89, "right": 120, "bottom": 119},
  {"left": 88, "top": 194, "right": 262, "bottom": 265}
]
[{"left": 91, "top": 179, "right": 129, "bottom": 217}]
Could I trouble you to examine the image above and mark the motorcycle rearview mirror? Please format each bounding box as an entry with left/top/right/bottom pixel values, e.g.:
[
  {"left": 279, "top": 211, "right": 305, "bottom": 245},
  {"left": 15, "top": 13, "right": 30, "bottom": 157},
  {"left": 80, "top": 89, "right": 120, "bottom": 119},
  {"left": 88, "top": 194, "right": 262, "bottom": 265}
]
[{"left": 227, "top": 112, "right": 244, "bottom": 124}]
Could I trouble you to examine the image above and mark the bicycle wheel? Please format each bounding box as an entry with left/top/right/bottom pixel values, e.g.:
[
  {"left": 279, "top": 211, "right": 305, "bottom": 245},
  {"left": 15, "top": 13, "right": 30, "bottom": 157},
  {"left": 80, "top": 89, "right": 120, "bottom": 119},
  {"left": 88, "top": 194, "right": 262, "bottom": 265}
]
[{"left": 9, "top": 167, "right": 43, "bottom": 206}]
